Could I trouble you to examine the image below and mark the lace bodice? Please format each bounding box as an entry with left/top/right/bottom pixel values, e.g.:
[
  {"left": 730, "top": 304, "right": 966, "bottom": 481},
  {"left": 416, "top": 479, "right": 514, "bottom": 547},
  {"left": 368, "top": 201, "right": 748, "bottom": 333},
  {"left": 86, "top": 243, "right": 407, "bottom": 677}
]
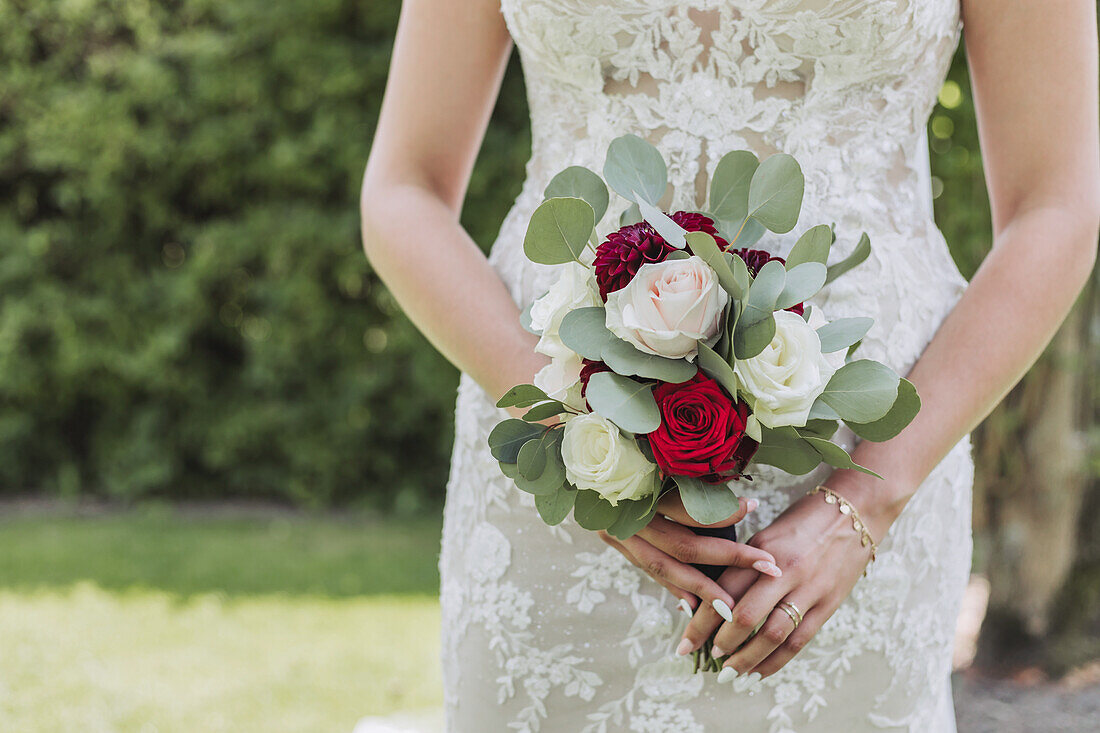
[{"left": 434, "top": 3, "right": 976, "bottom": 732}]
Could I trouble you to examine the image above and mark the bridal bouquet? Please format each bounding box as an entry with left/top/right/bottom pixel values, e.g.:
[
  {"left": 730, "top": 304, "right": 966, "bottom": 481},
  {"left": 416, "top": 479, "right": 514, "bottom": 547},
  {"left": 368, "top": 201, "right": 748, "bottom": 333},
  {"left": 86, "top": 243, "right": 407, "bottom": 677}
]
[{"left": 488, "top": 134, "right": 919, "bottom": 546}]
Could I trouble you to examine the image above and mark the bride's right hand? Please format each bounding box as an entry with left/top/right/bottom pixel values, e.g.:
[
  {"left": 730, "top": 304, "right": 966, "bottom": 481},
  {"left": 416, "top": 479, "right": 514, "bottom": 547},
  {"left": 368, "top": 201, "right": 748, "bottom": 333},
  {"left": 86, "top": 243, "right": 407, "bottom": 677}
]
[{"left": 597, "top": 495, "right": 783, "bottom": 615}]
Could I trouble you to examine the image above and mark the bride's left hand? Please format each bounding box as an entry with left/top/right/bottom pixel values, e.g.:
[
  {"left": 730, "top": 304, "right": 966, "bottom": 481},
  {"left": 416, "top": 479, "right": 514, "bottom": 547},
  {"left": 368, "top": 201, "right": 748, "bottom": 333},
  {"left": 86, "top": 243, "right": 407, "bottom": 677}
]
[{"left": 676, "top": 488, "right": 879, "bottom": 681}]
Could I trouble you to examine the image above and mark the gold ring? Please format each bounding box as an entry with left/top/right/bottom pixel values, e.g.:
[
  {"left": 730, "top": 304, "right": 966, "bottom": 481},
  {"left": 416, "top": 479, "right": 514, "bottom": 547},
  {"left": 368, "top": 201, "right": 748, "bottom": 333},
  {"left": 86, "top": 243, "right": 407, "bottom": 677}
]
[{"left": 777, "top": 600, "right": 803, "bottom": 627}]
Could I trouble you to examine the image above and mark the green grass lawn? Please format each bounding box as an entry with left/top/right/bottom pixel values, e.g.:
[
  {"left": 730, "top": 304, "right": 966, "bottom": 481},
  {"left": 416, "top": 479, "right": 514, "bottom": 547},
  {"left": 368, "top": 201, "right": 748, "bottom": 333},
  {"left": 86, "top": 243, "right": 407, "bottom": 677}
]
[{"left": 0, "top": 504, "right": 445, "bottom": 732}]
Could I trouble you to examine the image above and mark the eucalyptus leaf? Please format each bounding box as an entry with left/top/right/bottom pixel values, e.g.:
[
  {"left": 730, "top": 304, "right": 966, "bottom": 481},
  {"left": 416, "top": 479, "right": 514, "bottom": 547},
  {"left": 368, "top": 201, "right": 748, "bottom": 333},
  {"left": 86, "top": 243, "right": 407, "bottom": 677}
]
[
  {"left": 801, "top": 436, "right": 883, "bottom": 479},
  {"left": 665, "top": 250, "right": 691, "bottom": 261},
  {"left": 674, "top": 475, "right": 741, "bottom": 526},
  {"left": 785, "top": 224, "right": 833, "bottom": 268},
  {"left": 824, "top": 232, "right": 871, "bottom": 284},
  {"left": 496, "top": 384, "right": 552, "bottom": 409},
  {"left": 522, "top": 400, "right": 570, "bottom": 422},
  {"left": 535, "top": 485, "right": 576, "bottom": 525},
  {"left": 800, "top": 419, "right": 839, "bottom": 439},
  {"left": 708, "top": 150, "right": 759, "bottom": 222},
  {"left": 603, "top": 134, "right": 668, "bottom": 205},
  {"left": 685, "top": 231, "right": 742, "bottom": 299},
  {"left": 697, "top": 342, "right": 740, "bottom": 398},
  {"left": 606, "top": 493, "right": 661, "bottom": 540},
  {"left": 544, "top": 166, "right": 609, "bottom": 224},
  {"left": 513, "top": 431, "right": 568, "bottom": 494},
  {"left": 740, "top": 260, "right": 786, "bottom": 326},
  {"left": 775, "top": 262, "right": 826, "bottom": 310},
  {"left": 746, "top": 154, "right": 805, "bottom": 233},
  {"left": 725, "top": 252, "right": 752, "bottom": 297},
  {"left": 517, "top": 437, "right": 548, "bottom": 481},
  {"left": 573, "top": 489, "right": 623, "bottom": 531},
  {"left": 585, "top": 372, "right": 661, "bottom": 433},
  {"left": 487, "top": 419, "right": 544, "bottom": 462},
  {"left": 816, "top": 317, "right": 874, "bottom": 353},
  {"left": 558, "top": 307, "right": 614, "bottom": 360},
  {"left": 523, "top": 197, "right": 595, "bottom": 265},
  {"left": 733, "top": 312, "right": 776, "bottom": 360},
  {"left": 752, "top": 426, "right": 822, "bottom": 475},
  {"left": 601, "top": 338, "right": 697, "bottom": 383},
  {"left": 636, "top": 196, "right": 687, "bottom": 248},
  {"left": 816, "top": 359, "right": 900, "bottom": 423},
  {"left": 846, "top": 378, "right": 921, "bottom": 442},
  {"left": 620, "top": 201, "right": 643, "bottom": 227},
  {"left": 808, "top": 399, "right": 840, "bottom": 420}
]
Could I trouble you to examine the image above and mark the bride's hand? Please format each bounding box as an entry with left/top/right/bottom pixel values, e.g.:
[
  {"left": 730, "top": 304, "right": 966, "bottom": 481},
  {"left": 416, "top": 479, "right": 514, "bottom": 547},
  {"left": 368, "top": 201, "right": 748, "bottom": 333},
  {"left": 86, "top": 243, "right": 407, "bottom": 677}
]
[
  {"left": 597, "top": 493, "right": 784, "bottom": 615},
  {"left": 675, "top": 488, "right": 877, "bottom": 681}
]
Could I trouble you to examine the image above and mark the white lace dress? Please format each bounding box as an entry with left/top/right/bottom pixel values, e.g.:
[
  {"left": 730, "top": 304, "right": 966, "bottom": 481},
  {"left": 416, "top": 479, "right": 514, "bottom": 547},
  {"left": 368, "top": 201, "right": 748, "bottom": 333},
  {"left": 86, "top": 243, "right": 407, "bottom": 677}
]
[{"left": 439, "top": 1, "right": 974, "bottom": 731}]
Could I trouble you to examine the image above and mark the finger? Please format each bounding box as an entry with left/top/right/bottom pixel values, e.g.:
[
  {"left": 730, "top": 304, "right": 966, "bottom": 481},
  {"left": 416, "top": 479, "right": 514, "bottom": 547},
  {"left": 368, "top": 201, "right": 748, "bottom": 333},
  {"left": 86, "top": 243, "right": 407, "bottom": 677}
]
[
  {"left": 710, "top": 573, "right": 789, "bottom": 657},
  {"left": 679, "top": 566, "right": 758, "bottom": 655},
  {"left": 754, "top": 603, "right": 832, "bottom": 678},
  {"left": 619, "top": 534, "right": 733, "bottom": 620},
  {"left": 598, "top": 531, "right": 698, "bottom": 611},
  {"left": 719, "top": 594, "right": 813, "bottom": 683},
  {"left": 636, "top": 516, "right": 781, "bottom": 576},
  {"left": 657, "top": 494, "right": 759, "bottom": 529}
]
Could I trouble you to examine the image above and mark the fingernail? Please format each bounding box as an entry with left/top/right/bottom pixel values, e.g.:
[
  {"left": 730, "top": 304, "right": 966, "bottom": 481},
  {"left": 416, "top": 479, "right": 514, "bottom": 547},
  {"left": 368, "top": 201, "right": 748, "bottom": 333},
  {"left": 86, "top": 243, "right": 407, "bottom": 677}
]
[
  {"left": 712, "top": 645, "right": 728, "bottom": 658},
  {"left": 753, "top": 560, "right": 782, "bottom": 577},
  {"left": 733, "top": 672, "right": 754, "bottom": 693},
  {"left": 716, "top": 667, "right": 738, "bottom": 683},
  {"left": 676, "top": 638, "right": 694, "bottom": 657},
  {"left": 746, "top": 498, "right": 758, "bottom": 513},
  {"left": 677, "top": 599, "right": 693, "bottom": 618},
  {"left": 712, "top": 598, "right": 734, "bottom": 623}
]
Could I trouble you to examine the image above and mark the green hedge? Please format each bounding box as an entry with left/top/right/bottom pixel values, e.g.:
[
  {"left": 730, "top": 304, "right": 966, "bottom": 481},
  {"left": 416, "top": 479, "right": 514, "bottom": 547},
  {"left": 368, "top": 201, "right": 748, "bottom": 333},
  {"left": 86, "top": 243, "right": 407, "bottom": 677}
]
[{"left": 0, "top": 0, "right": 986, "bottom": 508}]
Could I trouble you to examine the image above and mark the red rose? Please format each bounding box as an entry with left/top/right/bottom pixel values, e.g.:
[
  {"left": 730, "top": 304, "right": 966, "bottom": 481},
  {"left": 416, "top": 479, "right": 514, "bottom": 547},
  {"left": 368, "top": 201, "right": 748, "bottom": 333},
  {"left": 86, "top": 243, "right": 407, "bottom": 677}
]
[
  {"left": 593, "top": 211, "right": 730, "bottom": 299},
  {"left": 730, "top": 248, "right": 805, "bottom": 316},
  {"left": 647, "top": 372, "right": 758, "bottom": 483}
]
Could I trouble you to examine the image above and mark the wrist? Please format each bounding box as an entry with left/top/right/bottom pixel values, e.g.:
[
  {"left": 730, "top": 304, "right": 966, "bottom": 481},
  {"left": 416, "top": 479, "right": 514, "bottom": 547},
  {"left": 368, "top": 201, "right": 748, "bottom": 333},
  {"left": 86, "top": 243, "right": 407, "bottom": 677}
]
[{"left": 821, "top": 468, "right": 917, "bottom": 544}]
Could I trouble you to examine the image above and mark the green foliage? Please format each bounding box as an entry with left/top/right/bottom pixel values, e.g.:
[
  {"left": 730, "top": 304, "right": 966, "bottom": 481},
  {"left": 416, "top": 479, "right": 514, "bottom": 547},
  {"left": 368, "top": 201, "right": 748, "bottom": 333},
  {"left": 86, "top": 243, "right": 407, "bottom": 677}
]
[{"left": 0, "top": 0, "right": 529, "bottom": 507}]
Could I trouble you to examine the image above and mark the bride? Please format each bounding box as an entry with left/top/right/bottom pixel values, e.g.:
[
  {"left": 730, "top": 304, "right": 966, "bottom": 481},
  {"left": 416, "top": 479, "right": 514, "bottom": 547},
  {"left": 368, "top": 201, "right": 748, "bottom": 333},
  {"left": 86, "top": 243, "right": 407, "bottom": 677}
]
[{"left": 360, "top": 1, "right": 1099, "bottom": 731}]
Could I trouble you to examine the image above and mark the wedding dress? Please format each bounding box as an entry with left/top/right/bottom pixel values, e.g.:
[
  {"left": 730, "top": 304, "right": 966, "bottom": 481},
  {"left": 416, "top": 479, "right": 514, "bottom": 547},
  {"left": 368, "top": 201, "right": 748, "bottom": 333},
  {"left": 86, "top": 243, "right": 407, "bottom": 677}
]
[{"left": 439, "top": 1, "right": 974, "bottom": 731}]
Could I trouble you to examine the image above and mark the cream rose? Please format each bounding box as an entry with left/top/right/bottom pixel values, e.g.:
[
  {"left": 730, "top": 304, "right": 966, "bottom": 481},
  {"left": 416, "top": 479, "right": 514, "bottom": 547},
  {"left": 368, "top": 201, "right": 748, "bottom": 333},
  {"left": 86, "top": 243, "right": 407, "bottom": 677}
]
[
  {"left": 529, "top": 262, "right": 601, "bottom": 359},
  {"left": 734, "top": 309, "right": 836, "bottom": 429},
  {"left": 561, "top": 413, "right": 656, "bottom": 505},
  {"left": 604, "top": 256, "right": 728, "bottom": 360},
  {"left": 533, "top": 351, "right": 586, "bottom": 412}
]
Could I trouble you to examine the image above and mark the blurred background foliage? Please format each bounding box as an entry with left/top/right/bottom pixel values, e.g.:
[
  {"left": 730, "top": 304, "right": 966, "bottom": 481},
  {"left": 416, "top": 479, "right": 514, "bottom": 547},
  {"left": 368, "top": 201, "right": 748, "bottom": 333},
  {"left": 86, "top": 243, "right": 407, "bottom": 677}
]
[{"left": 0, "top": 0, "right": 1095, "bottom": 670}]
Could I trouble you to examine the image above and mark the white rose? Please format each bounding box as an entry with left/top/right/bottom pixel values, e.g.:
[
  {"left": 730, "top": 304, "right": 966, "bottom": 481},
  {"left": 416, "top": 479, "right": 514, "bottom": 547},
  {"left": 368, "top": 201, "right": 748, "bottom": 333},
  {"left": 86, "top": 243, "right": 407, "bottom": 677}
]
[
  {"left": 561, "top": 413, "right": 656, "bottom": 505},
  {"left": 529, "top": 263, "right": 601, "bottom": 359},
  {"left": 604, "top": 256, "right": 728, "bottom": 360},
  {"left": 734, "top": 309, "right": 836, "bottom": 429},
  {"left": 533, "top": 351, "right": 586, "bottom": 412}
]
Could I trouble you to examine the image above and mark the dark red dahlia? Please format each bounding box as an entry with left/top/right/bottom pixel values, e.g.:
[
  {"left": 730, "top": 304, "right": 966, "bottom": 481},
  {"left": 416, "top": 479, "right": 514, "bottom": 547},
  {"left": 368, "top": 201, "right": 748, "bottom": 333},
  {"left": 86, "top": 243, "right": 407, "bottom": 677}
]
[
  {"left": 730, "top": 248, "right": 805, "bottom": 316},
  {"left": 593, "top": 211, "right": 730, "bottom": 299}
]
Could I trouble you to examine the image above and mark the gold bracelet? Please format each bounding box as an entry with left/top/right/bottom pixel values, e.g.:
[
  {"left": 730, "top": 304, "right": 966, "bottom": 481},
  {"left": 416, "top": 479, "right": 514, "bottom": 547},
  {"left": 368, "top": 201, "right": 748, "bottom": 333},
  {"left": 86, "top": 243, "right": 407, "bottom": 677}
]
[{"left": 808, "top": 485, "right": 878, "bottom": 576}]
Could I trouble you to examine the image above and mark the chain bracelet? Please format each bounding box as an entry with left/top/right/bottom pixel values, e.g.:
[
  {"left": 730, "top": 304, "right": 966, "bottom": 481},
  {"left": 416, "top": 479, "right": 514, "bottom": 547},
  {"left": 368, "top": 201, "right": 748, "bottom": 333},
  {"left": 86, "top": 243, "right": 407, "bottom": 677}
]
[{"left": 808, "top": 485, "right": 878, "bottom": 576}]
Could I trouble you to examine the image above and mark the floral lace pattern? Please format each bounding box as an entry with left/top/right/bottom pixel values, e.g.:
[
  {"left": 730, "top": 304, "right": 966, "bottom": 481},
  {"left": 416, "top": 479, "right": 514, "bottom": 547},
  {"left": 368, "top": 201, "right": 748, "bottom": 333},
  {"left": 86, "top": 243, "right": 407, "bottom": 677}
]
[{"left": 440, "top": 1, "right": 973, "bottom": 731}]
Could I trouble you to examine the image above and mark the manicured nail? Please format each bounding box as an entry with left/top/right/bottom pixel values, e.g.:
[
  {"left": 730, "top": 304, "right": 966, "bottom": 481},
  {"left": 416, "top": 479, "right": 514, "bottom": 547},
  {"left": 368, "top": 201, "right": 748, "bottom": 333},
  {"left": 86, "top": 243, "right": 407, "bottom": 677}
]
[
  {"left": 745, "top": 671, "right": 763, "bottom": 692},
  {"left": 677, "top": 599, "right": 693, "bottom": 617},
  {"left": 676, "top": 638, "right": 694, "bottom": 657},
  {"left": 746, "top": 498, "right": 758, "bottom": 513},
  {"left": 716, "top": 667, "right": 738, "bottom": 683},
  {"left": 733, "top": 672, "right": 754, "bottom": 693},
  {"left": 712, "top": 598, "right": 734, "bottom": 623},
  {"left": 711, "top": 645, "right": 728, "bottom": 658},
  {"left": 753, "top": 560, "right": 782, "bottom": 577}
]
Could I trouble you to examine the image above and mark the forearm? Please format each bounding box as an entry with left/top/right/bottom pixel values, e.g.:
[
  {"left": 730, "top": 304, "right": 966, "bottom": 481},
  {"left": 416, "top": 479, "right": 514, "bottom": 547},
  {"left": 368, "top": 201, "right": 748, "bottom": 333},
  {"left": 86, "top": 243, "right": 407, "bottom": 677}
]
[
  {"left": 830, "top": 204, "right": 1098, "bottom": 540},
  {"left": 361, "top": 181, "right": 548, "bottom": 401}
]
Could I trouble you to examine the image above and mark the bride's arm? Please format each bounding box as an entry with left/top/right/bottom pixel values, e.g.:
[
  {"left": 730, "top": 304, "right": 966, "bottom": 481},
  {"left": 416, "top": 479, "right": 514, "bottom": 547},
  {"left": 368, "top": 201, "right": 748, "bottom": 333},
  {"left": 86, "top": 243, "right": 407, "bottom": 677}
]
[
  {"left": 677, "top": 0, "right": 1099, "bottom": 676},
  {"left": 362, "top": 0, "right": 778, "bottom": 605},
  {"left": 360, "top": 0, "right": 545, "bottom": 399},
  {"left": 836, "top": 0, "right": 1100, "bottom": 539}
]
